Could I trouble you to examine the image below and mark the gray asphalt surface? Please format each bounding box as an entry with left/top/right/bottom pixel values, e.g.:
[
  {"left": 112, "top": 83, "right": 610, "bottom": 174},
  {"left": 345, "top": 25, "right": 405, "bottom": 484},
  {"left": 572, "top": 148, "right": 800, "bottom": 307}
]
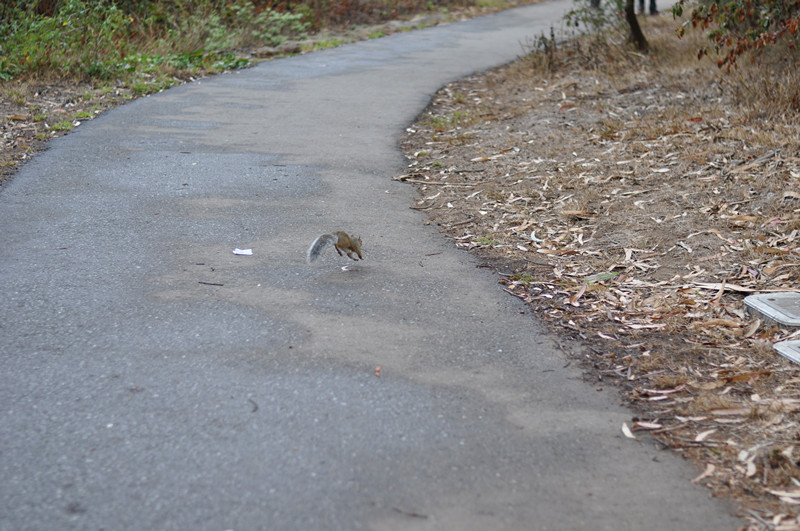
[{"left": 1, "top": 2, "right": 741, "bottom": 530}]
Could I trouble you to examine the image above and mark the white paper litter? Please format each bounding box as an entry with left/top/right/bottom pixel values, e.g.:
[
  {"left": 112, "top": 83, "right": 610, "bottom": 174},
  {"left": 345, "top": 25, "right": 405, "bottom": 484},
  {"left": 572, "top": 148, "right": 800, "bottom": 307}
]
[{"left": 233, "top": 248, "right": 253, "bottom": 256}]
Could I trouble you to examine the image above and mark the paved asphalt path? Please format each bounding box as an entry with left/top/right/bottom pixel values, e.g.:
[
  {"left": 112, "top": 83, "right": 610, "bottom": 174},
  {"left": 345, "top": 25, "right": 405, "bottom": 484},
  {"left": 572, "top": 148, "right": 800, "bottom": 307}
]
[{"left": 1, "top": 3, "right": 741, "bottom": 530}]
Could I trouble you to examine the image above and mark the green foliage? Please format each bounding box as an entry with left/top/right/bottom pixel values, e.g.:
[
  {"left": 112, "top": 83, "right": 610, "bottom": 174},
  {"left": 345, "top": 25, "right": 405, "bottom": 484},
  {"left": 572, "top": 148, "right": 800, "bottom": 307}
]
[
  {"left": 509, "top": 273, "right": 533, "bottom": 286},
  {"left": 0, "top": 0, "right": 131, "bottom": 80},
  {"left": 0, "top": 0, "right": 306, "bottom": 83},
  {"left": 162, "top": 0, "right": 308, "bottom": 52},
  {"left": 301, "top": 0, "right": 473, "bottom": 30},
  {"left": 585, "top": 271, "right": 618, "bottom": 285},
  {"left": 425, "top": 109, "right": 470, "bottom": 131},
  {"left": 674, "top": 0, "right": 800, "bottom": 69},
  {"left": 213, "top": 54, "right": 251, "bottom": 70},
  {"left": 310, "top": 37, "right": 347, "bottom": 51},
  {"left": 51, "top": 120, "right": 74, "bottom": 131},
  {"left": 6, "top": 88, "right": 26, "bottom": 105},
  {"left": 229, "top": 1, "right": 308, "bottom": 47}
]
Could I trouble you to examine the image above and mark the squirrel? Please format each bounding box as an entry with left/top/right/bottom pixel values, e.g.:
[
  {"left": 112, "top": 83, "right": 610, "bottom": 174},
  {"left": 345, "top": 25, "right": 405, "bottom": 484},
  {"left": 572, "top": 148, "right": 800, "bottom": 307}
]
[{"left": 307, "top": 231, "right": 363, "bottom": 263}]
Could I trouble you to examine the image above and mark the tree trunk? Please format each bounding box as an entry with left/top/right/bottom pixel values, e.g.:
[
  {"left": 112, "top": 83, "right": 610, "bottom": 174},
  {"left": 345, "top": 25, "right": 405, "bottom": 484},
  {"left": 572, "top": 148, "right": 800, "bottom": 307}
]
[{"left": 625, "top": 0, "right": 649, "bottom": 52}]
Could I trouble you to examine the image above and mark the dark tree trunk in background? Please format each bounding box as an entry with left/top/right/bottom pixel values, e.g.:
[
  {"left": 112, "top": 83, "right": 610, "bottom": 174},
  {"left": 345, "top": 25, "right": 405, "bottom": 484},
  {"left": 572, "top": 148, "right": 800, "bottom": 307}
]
[
  {"left": 625, "top": 0, "right": 649, "bottom": 52},
  {"left": 35, "top": 0, "right": 60, "bottom": 17}
]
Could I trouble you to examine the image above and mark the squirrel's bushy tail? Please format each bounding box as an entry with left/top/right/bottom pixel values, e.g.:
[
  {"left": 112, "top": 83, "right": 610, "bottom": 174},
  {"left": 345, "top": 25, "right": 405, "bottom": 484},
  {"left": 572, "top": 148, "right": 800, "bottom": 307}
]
[{"left": 307, "top": 233, "right": 337, "bottom": 263}]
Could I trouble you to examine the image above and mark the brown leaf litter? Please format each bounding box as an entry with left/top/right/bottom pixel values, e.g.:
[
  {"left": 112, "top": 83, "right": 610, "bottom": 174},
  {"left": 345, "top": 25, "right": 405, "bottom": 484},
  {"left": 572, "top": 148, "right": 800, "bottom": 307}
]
[{"left": 401, "top": 15, "right": 800, "bottom": 530}]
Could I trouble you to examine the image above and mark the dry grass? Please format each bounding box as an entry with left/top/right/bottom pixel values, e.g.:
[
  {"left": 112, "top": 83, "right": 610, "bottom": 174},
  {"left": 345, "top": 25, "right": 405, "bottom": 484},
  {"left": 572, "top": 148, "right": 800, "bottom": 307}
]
[{"left": 402, "top": 13, "right": 800, "bottom": 529}]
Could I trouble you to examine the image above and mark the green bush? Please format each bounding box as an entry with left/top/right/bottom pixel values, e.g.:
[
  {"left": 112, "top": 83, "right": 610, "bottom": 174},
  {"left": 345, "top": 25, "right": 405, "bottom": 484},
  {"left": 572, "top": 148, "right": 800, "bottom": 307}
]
[
  {"left": 0, "top": 0, "right": 131, "bottom": 80},
  {"left": 0, "top": 0, "right": 308, "bottom": 82},
  {"left": 159, "top": 0, "right": 308, "bottom": 52}
]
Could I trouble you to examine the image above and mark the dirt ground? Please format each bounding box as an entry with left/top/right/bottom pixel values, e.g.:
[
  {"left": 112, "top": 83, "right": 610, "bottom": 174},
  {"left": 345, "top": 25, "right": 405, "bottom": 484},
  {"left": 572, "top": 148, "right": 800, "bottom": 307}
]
[
  {"left": 2, "top": 8, "right": 800, "bottom": 530},
  {"left": 400, "top": 15, "right": 800, "bottom": 530}
]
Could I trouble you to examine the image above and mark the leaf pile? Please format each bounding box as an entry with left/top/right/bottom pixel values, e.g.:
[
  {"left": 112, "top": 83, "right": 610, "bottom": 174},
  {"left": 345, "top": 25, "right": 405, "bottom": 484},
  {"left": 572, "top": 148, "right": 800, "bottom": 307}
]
[{"left": 401, "top": 16, "right": 800, "bottom": 529}]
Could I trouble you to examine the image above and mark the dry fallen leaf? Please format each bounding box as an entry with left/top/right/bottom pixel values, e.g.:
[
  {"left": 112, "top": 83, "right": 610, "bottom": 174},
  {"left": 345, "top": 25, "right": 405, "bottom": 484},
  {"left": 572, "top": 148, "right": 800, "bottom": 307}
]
[
  {"left": 621, "top": 421, "right": 636, "bottom": 439},
  {"left": 695, "top": 429, "right": 717, "bottom": 442},
  {"left": 767, "top": 489, "right": 800, "bottom": 500},
  {"left": 693, "top": 463, "right": 715, "bottom": 483},
  {"left": 743, "top": 319, "right": 761, "bottom": 338},
  {"left": 745, "top": 459, "right": 757, "bottom": 477},
  {"left": 710, "top": 407, "right": 751, "bottom": 416},
  {"left": 693, "top": 318, "right": 741, "bottom": 329},
  {"left": 569, "top": 283, "right": 587, "bottom": 307}
]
